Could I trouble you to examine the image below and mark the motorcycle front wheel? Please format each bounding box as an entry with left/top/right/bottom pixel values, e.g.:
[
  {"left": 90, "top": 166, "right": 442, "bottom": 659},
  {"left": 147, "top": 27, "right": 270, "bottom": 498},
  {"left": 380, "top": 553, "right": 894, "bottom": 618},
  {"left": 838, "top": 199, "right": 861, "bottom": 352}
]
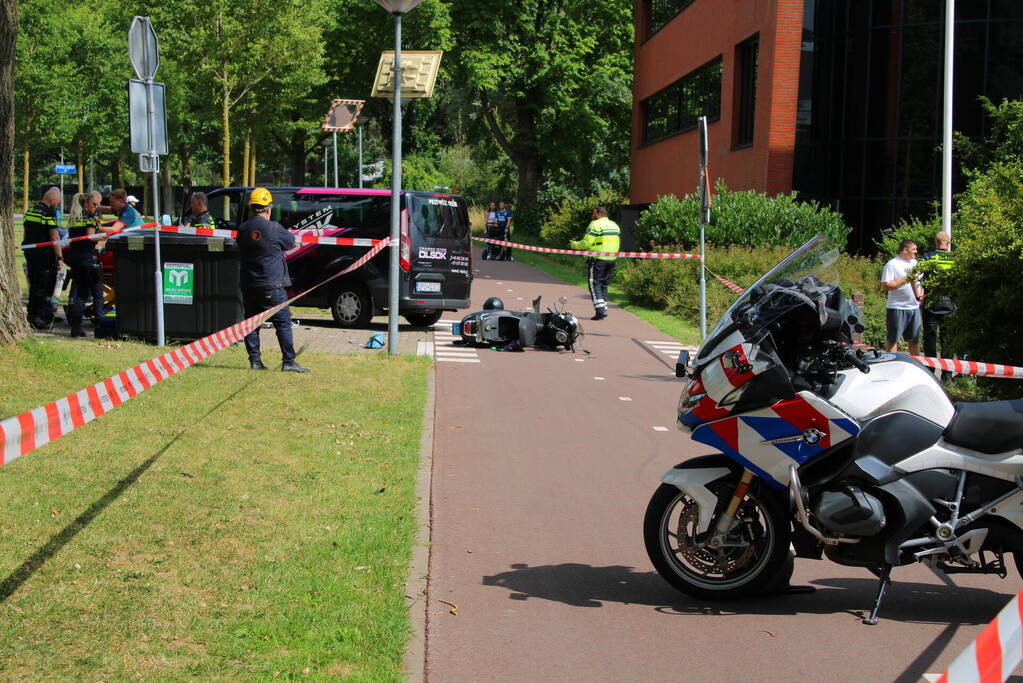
[{"left": 644, "top": 461, "right": 792, "bottom": 600}]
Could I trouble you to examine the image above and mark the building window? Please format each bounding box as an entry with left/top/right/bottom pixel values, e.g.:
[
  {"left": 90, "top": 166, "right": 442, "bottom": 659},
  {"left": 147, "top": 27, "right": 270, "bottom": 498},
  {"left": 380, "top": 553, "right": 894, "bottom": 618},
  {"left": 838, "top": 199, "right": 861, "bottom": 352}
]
[
  {"left": 647, "top": 0, "right": 695, "bottom": 37},
  {"left": 642, "top": 57, "right": 723, "bottom": 145},
  {"left": 733, "top": 35, "right": 759, "bottom": 148}
]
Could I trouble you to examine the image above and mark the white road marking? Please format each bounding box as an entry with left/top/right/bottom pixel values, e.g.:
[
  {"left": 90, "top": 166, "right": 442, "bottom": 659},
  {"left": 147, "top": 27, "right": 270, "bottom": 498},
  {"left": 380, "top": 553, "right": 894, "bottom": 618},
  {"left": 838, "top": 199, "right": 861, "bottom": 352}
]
[
  {"left": 594, "top": 377, "right": 605, "bottom": 380},
  {"left": 619, "top": 396, "right": 632, "bottom": 401},
  {"left": 652, "top": 426, "right": 669, "bottom": 432},
  {"left": 574, "top": 358, "right": 585, "bottom": 362},
  {"left": 432, "top": 323, "right": 481, "bottom": 364}
]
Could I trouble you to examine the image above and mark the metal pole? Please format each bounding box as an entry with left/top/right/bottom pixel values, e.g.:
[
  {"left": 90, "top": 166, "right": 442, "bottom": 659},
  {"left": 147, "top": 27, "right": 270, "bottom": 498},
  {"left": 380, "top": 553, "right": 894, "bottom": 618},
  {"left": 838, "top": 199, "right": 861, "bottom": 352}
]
[
  {"left": 942, "top": 0, "right": 955, "bottom": 239},
  {"left": 59, "top": 149, "right": 65, "bottom": 212},
  {"left": 89, "top": 156, "right": 94, "bottom": 192},
  {"left": 357, "top": 124, "right": 364, "bottom": 189},
  {"left": 146, "top": 76, "right": 165, "bottom": 346},
  {"left": 387, "top": 13, "right": 403, "bottom": 355},
  {"left": 698, "top": 116, "right": 709, "bottom": 342},
  {"left": 324, "top": 147, "right": 328, "bottom": 187},
  {"left": 332, "top": 131, "right": 339, "bottom": 187}
]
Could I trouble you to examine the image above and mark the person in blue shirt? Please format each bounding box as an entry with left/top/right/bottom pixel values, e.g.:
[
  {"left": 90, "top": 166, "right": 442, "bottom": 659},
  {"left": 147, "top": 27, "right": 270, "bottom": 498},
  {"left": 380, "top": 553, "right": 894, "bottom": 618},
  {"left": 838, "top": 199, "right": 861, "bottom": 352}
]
[
  {"left": 496, "top": 201, "right": 514, "bottom": 261},
  {"left": 107, "top": 188, "right": 143, "bottom": 229}
]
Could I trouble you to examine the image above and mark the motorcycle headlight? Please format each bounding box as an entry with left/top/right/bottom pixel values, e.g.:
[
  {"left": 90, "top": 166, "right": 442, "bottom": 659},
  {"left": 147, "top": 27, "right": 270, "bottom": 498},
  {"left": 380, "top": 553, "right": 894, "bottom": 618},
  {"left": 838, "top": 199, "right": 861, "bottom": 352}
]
[{"left": 678, "top": 378, "right": 705, "bottom": 412}]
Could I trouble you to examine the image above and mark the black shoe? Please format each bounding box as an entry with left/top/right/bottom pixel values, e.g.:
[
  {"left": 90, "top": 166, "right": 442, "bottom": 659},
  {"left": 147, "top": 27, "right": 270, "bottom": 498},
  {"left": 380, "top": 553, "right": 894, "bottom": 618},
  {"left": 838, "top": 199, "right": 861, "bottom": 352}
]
[
  {"left": 250, "top": 360, "right": 268, "bottom": 370},
  {"left": 282, "top": 361, "right": 310, "bottom": 373},
  {"left": 70, "top": 326, "right": 86, "bottom": 338},
  {"left": 591, "top": 311, "right": 608, "bottom": 321}
]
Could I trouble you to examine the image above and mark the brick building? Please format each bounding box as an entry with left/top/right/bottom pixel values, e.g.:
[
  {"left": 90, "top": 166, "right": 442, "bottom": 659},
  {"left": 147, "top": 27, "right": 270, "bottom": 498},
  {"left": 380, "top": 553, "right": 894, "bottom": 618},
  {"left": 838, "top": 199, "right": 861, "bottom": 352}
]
[{"left": 629, "top": 0, "right": 1023, "bottom": 251}]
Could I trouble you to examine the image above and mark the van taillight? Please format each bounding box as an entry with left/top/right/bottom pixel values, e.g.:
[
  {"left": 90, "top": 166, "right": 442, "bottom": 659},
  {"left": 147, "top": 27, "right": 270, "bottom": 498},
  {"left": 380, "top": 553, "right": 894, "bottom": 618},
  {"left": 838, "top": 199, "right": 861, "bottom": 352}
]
[{"left": 399, "top": 209, "right": 411, "bottom": 272}]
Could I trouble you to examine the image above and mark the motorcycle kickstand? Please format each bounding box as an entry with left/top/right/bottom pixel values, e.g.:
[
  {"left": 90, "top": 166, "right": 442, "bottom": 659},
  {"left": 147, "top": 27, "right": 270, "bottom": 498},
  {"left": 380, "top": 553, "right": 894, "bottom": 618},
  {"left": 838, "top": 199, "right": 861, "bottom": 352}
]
[{"left": 862, "top": 564, "right": 893, "bottom": 625}]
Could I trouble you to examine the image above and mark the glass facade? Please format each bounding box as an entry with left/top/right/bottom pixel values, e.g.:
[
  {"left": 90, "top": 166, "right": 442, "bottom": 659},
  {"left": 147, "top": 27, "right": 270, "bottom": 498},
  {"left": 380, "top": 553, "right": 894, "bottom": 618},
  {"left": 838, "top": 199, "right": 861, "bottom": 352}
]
[
  {"left": 642, "top": 57, "right": 723, "bottom": 145},
  {"left": 793, "top": 0, "right": 1023, "bottom": 251},
  {"left": 647, "top": 0, "right": 696, "bottom": 37}
]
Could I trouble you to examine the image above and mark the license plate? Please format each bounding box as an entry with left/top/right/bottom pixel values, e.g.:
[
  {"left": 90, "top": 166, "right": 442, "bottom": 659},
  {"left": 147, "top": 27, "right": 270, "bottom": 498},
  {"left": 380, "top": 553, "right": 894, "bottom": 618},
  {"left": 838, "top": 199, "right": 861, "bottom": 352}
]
[
  {"left": 415, "top": 281, "right": 441, "bottom": 293},
  {"left": 451, "top": 322, "right": 462, "bottom": 335}
]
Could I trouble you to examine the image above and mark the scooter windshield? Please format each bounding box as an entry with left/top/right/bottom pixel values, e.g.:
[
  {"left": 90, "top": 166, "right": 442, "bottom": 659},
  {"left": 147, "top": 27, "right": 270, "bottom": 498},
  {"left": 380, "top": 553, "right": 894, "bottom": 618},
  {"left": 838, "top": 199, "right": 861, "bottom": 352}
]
[{"left": 696, "top": 235, "right": 842, "bottom": 369}]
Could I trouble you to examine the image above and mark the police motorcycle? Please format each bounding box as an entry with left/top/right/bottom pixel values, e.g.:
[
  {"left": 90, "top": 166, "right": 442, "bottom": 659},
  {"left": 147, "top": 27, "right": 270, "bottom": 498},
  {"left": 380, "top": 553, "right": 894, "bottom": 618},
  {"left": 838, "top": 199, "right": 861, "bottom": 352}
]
[
  {"left": 644, "top": 235, "right": 1023, "bottom": 625},
  {"left": 452, "top": 295, "right": 582, "bottom": 351}
]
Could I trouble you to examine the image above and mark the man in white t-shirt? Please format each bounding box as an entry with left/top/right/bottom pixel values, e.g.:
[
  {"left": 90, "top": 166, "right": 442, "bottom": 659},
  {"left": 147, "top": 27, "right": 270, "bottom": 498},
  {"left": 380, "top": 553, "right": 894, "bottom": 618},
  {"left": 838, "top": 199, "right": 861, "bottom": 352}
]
[{"left": 881, "top": 239, "right": 922, "bottom": 354}]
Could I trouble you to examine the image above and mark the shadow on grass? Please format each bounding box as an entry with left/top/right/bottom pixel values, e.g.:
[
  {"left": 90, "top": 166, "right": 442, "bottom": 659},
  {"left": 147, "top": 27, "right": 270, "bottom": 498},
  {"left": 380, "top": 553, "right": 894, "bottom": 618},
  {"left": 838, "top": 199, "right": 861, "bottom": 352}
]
[{"left": 0, "top": 377, "right": 256, "bottom": 605}]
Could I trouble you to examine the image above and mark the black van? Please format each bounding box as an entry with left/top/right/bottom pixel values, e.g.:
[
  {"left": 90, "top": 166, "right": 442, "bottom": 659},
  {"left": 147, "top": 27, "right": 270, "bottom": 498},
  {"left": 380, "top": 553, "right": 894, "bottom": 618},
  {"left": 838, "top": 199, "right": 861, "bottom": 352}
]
[{"left": 189, "top": 187, "right": 473, "bottom": 327}]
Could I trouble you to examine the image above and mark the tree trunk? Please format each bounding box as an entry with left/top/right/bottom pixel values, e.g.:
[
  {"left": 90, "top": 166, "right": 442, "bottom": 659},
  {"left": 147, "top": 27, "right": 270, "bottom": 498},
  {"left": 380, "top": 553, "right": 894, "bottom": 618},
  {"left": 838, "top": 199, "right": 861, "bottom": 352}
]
[
  {"left": 1, "top": 0, "right": 29, "bottom": 344},
  {"left": 249, "top": 138, "right": 256, "bottom": 186},
  {"left": 241, "top": 133, "right": 250, "bottom": 188},
  {"left": 221, "top": 82, "right": 230, "bottom": 186},
  {"left": 76, "top": 140, "right": 84, "bottom": 193},
  {"left": 287, "top": 130, "right": 306, "bottom": 186},
  {"left": 161, "top": 157, "right": 173, "bottom": 220},
  {"left": 178, "top": 142, "right": 191, "bottom": 188},
  {"left": 21, "top": 144, "right": 28, "bottom": 211}
]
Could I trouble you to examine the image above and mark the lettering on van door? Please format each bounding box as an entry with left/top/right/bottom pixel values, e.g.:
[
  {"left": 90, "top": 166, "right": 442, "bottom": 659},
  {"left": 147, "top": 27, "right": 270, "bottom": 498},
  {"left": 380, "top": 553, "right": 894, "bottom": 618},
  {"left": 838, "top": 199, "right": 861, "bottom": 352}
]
[{"left": 418, "top": 246, "right": 447, "bottom": 260}]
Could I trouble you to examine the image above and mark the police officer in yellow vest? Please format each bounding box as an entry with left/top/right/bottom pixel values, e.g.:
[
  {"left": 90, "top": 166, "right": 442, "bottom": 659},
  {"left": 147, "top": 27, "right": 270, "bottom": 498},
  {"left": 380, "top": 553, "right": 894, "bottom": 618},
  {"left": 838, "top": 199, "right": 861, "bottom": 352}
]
[
  {"left": 570, "top": 206, "right": 620, "bottom": 320},
  {"left": 919, "top": 230, "right": 955, "bottom": 375}
]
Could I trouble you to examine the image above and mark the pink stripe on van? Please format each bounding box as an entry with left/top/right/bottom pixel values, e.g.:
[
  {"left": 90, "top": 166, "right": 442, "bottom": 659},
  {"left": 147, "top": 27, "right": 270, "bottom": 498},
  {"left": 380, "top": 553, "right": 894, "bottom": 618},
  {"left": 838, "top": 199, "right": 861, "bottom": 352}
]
[{"left": 295, "top": 188, "right": 393, "bottom": 196}]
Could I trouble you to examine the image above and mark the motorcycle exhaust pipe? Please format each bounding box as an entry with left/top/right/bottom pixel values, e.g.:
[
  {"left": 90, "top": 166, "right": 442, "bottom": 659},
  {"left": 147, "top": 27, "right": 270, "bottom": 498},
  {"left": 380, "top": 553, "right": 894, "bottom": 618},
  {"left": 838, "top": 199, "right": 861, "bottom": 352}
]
[{"left": 788, "top": 465, "right": 860, "bottom": 546}]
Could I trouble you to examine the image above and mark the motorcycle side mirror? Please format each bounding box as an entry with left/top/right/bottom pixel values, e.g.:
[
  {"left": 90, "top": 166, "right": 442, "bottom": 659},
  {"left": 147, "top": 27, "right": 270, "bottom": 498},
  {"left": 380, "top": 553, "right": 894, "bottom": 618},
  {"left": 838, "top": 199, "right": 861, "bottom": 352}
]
[
  {"left": 675, "top": 350, "right": 690, "bottom": 378},
  {"left": 558, "top": 296, "right": 568, "bottom": 305}
]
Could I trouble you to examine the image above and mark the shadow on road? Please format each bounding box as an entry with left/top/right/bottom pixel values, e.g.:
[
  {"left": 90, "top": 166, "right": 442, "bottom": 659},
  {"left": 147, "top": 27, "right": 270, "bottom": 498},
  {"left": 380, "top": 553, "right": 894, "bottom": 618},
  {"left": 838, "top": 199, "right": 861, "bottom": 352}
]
[{"left": 482, "top": 562, "right": 1012, "bottom": 626}]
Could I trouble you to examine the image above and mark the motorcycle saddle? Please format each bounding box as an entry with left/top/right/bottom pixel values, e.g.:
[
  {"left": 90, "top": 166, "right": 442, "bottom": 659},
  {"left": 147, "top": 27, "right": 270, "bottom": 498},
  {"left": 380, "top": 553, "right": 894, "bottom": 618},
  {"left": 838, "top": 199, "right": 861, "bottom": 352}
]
[{"left": 942, "top": 399, "right": 1023, "bottom": 455}]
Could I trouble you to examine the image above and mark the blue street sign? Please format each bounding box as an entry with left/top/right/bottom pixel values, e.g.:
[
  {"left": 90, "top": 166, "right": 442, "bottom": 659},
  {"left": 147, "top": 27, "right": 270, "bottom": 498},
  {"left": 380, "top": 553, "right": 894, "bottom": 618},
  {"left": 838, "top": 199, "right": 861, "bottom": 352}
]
[{"left": 55, "top": 164, "right": 77, "bottom": 175}]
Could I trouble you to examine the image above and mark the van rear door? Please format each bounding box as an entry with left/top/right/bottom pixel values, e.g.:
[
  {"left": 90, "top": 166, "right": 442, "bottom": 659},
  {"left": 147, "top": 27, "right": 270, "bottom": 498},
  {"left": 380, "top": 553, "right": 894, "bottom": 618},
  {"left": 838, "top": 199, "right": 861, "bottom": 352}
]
[{"left": 405, "top": 194, "right": 472, "bottom": 305}]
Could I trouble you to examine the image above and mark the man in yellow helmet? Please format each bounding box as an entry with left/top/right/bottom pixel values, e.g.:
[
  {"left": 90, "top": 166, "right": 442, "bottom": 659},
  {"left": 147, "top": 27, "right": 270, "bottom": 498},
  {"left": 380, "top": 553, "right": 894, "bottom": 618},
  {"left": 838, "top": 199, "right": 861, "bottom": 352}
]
[
  {"left": 570, "top": 206, "right": 620, "bottom": 320},
  {"left": 236, "top": 188, "right": 309, "bottom": 373}
]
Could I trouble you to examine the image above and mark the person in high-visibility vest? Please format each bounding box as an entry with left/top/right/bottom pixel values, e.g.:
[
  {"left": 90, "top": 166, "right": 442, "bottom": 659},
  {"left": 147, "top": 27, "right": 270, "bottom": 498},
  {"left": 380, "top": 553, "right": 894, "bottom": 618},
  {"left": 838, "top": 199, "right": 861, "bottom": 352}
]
[
  {"left": 21, "top": 186, "right": 64, "bottom": 329},
  {"left": 918, "top": 231, "right": 956, "bottom": 378},
  {"left": 570, "top": 206, "right": 620, "bottom": 320},
  {"left": 64, "top": 192, "right": 105, "bottom": 337},
  {"left": 182, "top": 191, "right": 216, "bottom": 229}
]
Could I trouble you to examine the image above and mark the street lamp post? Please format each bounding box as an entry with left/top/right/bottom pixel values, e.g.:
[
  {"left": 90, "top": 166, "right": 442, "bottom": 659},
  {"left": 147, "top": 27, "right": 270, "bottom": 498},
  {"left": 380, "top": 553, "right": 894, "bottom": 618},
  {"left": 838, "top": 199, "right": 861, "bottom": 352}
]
[{"left": 376, "top": 0, "right": 423, "bottom": 355}]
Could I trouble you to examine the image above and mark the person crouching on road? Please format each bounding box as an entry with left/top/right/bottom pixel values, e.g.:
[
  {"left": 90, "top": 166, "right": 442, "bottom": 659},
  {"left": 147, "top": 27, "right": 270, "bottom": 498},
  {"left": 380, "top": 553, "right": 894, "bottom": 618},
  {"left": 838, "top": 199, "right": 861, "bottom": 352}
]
[
  {"left": 570, "top": 206, "right": 620, "bottom": 321},
  {"left": 237, "top": 188, "right": 310, "bottom": 373},
  {"left": 65, "top": 191, "right": 106, "bottom": 337}
]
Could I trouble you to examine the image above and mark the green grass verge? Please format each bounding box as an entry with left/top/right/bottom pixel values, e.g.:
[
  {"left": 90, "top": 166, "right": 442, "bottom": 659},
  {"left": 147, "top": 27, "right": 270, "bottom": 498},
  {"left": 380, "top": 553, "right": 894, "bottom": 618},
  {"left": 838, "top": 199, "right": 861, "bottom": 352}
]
[
  {"left": 0, "top": 338, "right": 428, "bottom": 680},
  {"left": 509, "top": 244, "right": 702, "bottom": 346}
]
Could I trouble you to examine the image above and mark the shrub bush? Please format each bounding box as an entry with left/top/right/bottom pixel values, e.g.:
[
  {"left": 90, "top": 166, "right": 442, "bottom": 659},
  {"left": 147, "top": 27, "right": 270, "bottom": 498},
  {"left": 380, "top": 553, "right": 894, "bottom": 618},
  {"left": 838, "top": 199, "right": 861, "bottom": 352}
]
[
  {"left": 930, "top": 161, "right": 1023, "bottom": 399},
  {"left": 875, "top": 213, "right": 941, "bottom": 259},
  {"left": 539, "top": 189, "right": 626, "bottom": 247},
  {"left": 633, "top": 182, "right": 851, "bottom": 250},
  {"left": 618, "top": 243, "right": 888, "bottom": 347}
]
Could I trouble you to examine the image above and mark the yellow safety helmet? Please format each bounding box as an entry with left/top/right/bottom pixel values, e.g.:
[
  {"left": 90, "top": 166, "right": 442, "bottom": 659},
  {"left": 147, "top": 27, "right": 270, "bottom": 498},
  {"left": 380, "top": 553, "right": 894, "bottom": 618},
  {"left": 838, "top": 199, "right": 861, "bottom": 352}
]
[{"left": 249, "top": 187, "right": 273, "bottom": 207}]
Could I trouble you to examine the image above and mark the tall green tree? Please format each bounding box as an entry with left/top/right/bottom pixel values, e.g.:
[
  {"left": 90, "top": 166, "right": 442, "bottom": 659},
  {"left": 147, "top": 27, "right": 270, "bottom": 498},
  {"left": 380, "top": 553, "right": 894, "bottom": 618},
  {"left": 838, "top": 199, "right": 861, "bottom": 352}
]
[
  {"left": 1, "top": 0, "right": 29, "bottom": 344},
  {"left": 153, "top": 0, "right": 328, "bottom": 187},
  {"left": 448, "top": 0, "right": 633, "bottom": 231}
]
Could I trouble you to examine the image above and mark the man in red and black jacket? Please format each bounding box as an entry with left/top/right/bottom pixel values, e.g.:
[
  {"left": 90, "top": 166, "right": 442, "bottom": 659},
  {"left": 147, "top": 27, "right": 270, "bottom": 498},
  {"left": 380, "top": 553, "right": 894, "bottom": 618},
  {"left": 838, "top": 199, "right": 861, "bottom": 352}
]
[{"left": 236, "top": 187, "right": 309, "bottom": 373}]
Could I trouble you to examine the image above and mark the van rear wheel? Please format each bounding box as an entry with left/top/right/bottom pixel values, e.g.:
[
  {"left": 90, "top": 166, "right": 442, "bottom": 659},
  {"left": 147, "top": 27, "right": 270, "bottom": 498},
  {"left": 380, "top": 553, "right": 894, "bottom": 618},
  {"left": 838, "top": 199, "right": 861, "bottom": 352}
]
[
  {"left": 404, "top": 311, "right": 443, "bottom": 327},
  {"left": 330, "top": 283, "right": 372, "bottom": 328}
]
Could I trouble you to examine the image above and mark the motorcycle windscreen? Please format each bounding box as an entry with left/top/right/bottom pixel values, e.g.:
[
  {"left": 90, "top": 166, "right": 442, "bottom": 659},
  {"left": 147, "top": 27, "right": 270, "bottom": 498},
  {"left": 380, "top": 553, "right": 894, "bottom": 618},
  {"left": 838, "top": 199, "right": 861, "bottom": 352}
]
[{"left": 697, "top": 236, "right": 841, "bottom": 371}]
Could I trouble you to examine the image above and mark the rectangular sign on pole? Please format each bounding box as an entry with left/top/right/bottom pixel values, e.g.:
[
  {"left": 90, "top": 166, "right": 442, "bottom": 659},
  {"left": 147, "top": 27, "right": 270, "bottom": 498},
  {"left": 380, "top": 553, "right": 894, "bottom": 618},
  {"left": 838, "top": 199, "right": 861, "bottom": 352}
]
[
  {"left": 163, "top": 262, "right": 194, "bottom": 304},
  {"left": 128, "top": 79, "right": 168, "bottom": 155},
  {"left": 54, "top": 164, "right": 77, "bottom": 175}
]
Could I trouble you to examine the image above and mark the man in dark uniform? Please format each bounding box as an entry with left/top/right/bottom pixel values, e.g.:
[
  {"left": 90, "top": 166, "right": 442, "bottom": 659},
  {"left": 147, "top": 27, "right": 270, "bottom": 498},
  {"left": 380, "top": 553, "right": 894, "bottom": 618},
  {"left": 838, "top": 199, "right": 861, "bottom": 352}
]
[
  {"left": 919, "top": 230, "right": 955, "bottom": 379},
  {"left": 236, "top": 187, "right": 309, "bottom": 373},
  {"left": 182, "top": 191, "right": 216, "bottom": 228},
  {"left": 21, "top": 186, "right": 64, "bottom": 329}
]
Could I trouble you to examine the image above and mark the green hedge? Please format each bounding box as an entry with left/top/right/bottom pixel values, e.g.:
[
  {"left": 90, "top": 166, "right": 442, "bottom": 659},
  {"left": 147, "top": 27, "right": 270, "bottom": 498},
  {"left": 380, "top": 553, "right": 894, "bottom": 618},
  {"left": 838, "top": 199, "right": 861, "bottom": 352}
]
[
  {"left": 633, "top": 182, "right": 851, "bottom": 250},
  {"left": 539, "top": 189, "right": 626, "bottom": 246},
  {"left": 618, "top": 244, "right": 888, "bottom": 349}
]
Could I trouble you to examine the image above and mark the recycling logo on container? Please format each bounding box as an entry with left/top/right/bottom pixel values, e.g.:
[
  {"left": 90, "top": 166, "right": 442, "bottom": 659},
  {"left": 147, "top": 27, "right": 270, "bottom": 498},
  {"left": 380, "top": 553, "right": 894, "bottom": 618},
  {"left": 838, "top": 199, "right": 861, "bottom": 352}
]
[{"left": 163, "top": 262, "right": 194, "bottom": 304}]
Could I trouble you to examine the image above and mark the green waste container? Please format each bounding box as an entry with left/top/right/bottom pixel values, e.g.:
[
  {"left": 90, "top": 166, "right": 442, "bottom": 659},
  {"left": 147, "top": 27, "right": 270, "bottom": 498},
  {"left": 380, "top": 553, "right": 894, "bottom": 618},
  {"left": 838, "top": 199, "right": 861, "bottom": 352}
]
[{"left": 107, "top": 232, "right": 243, "bottom": 342}]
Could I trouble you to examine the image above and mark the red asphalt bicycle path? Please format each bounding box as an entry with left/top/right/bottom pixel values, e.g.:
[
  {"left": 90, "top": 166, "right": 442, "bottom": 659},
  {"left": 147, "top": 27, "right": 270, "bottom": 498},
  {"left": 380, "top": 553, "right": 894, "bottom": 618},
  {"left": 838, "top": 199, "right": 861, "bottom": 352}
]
[{"left": 425, "top": 248, "right": 1019, "bottom": 682}]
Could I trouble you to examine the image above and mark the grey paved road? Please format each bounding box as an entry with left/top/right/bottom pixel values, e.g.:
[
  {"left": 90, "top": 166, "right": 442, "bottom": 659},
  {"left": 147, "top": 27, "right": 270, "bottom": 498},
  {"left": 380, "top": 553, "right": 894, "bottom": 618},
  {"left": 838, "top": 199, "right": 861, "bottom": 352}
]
[{"left": 424, "top": 248, "right": 1020, "bottom": 682}]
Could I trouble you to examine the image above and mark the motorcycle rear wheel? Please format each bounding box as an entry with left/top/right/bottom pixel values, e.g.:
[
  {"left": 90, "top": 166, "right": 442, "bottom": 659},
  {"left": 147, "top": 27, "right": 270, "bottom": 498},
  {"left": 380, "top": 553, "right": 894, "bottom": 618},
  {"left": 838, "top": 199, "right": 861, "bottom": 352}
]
[{"left": 644, "top": 459, "right": 792, "bottom": 600}]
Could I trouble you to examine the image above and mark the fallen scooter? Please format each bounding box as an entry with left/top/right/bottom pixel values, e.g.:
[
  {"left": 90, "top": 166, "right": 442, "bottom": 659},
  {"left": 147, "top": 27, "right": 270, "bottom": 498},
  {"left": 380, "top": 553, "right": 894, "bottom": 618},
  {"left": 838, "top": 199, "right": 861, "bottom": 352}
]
[{"left": 452, "top": 296, "right": 582, "bottom": 352}]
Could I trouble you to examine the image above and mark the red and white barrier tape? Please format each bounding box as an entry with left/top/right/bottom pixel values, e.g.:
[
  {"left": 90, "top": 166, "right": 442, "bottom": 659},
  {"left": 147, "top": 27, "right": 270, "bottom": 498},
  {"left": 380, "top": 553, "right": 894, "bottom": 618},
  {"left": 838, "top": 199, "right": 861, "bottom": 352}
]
[
  {"left": 17, "top": 222, "right": 159, "bottom": 250},
  {"left": 850, "top": 342, "right": 1023, "bottom": 379},
  {"left": 703, "top": 264, "right": 746, "bottom": 294},
  {"left": 472, "top": 236, "right": 700, "bottom": 260},
  {"left": 296, "top": 233, "right": 382, "bottom": 247},
  {"left": 937, "top": 590, "right": 1023, "bottom": 683},
  {"left": 157, "top": 225, "right": 237, "bottom": 238},
  {"left": 0, "top": 237, "right": 389, "bottom": 467}
]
